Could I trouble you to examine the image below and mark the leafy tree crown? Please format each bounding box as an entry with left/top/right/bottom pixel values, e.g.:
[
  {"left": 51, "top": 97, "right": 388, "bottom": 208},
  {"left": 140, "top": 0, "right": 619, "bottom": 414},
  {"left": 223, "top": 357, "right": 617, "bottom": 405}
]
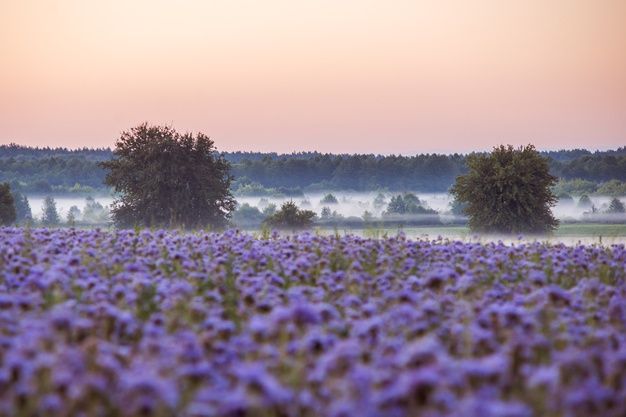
[
  {"left": 100, "top": 123, "right": 235, "bottom": 229},
  {"left": 450, "top": 145, "right": 558, "bottom": 233}
]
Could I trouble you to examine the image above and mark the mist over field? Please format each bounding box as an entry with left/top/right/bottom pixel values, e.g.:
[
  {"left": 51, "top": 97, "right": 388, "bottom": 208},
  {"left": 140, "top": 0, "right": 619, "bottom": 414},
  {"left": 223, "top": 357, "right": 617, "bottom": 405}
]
[
  {"left": 27, "top": 191, "right": 626, "bottom": 226},
  {"left": 4, "top": 145, "right": 625, "bottom": 237}
]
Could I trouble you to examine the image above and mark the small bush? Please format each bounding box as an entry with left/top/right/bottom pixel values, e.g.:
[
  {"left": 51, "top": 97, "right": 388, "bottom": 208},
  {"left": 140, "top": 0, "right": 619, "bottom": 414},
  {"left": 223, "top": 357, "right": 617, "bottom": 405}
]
[
  {"left": 607, "top": 198, "right": 625, "bottom": 213},
  {"left": 320, "top": 193, "right": 339, "bottom": 204},
  {"left": 263, "top": 201, "right": 316, "bottom": 229}
]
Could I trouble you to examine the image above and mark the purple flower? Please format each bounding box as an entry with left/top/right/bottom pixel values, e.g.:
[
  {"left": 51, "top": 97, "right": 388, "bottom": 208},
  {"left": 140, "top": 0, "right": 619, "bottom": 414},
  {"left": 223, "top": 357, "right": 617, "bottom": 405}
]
[{"left": 0, "top": 228, "right": 623, "bottom": 416}]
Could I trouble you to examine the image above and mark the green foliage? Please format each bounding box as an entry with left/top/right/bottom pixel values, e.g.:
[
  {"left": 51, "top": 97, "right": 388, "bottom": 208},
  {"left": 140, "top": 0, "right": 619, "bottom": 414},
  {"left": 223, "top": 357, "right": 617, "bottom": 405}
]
[
  {"left": 451, "top": 145, "right": 559, "bottom": 234},
  {"left": 0, "top": 144, "right": 109, "bottom": 193},
  {"left": 384, "top": 193, "right": 437, "bottom": 215},
  {"left": 66, "top": 205, "right": 82, "bottom": 226},
  {"left": 232, "top": 153, "right": 467, "bottom": 191},
  {"left": 67, "top": 206, "right": 81, "bottom": 222},
  {"left": 233, "top": 181, "right": 274, "bottom": 196},
  {"left": 607, "top": 198, "right": 625, "bottom": 213},
  {"left": 320, "top": 207, "right": 332, "bottom": 219},
  {"left": 319, "top": 206, "right": 344, "bottom": 222},
  {"left": 261, "top": 203, "right": 277, "bottom": 217},
  {"left": 232, "top": 203, "right": 265, "bottom": 227},
  {"left": 274, "top": 187, "right": 305, "bottom": 198},
  {"left": 41, "top": 196, "right": 60, "bottom": 226},
  {"left": 552, "top": 151, "right": 626, "bottom": 182},
  {"left": 556, "top": 193, "right": 573, "bottom": 202},
  {"left": 386, "top": 195, "right": 404, "bottom": 214},
  {"left": 552, "top": 178, "right": 597, "bottom": 196},
  {"left": 263, "top": 201, "right": 316, "bottom": 229},
  {"left": 2, "top": 144, "right": 626, "bottom": 193},
  {"left": 68, "top": 183, "right": 97, "bottom": 194},
  {"left": 232, "top": 178, "right": 304, "bottom": 197},
  {"left": 100, "top": 123, "right": 236, "bottom": 229},
  {"left": 379, "top": 193, "right": 441, "bottom": 226},
  {"left": 10, "top": 189, "right": 32, "bottom": 224},
  {"left": 449, "top": 198, "right": 468, "bottom": 216},
  {"left": 320, "top": 193, "right": 339, "bottom": 204},
  {"left": 0, "top": 183, "right": 17, "bottom": 226},
  {"left": 596, "top": 180, "right": 626, "bottom": 196}
]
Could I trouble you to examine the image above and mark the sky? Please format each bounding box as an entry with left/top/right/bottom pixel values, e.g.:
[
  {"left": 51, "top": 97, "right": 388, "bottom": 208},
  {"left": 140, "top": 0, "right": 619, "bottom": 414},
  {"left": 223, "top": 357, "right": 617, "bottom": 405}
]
[{"left": 1, "top": 0, "right": 625, "bottom": 154}]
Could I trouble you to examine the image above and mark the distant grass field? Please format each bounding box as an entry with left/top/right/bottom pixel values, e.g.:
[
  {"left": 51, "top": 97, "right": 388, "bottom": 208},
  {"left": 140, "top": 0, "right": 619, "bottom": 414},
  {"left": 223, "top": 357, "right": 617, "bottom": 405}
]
[
  {"left": 554, "top": 223, "right": 626, "bottom": 237},
  {"left": 314, "top": 223, "right": 626, "bottom": 244}
]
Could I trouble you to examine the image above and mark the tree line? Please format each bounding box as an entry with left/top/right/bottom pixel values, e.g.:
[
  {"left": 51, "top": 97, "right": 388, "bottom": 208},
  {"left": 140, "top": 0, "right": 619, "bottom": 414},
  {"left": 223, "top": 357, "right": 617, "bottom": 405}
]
[
  {"left": 1, "top": 144, "right": 625, "bottom": 193},
  {"left": 2, "top": 126, "right": 625, "bottom": 232}
]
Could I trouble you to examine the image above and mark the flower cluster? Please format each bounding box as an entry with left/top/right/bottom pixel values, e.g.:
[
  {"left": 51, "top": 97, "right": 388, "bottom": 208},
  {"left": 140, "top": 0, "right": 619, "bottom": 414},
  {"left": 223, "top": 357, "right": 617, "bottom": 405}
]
[{"left": 0, "top": 228, "right": 624, "bottom": 417}]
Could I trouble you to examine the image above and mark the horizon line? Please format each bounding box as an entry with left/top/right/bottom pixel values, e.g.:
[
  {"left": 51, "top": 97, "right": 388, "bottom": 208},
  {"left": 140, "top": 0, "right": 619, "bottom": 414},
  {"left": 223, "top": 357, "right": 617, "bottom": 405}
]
[{"left": 1, "top": 141, "right": 624, "bottom": 158}]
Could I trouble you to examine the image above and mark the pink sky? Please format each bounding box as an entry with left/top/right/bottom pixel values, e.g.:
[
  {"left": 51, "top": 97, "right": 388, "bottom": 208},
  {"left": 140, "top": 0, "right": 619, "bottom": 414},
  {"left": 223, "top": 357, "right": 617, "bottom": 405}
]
[{"left": 1, "top": 0, "right": 625, "bottom": 154}]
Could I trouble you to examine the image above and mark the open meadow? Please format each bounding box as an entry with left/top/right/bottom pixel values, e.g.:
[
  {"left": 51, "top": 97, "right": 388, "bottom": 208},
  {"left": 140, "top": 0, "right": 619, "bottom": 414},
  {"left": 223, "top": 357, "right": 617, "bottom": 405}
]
[
  {"left": 325, "top": 223, "right": 626, "bottom": 246},
  {"left": 0, "top": 228, "right": 624, "bottom": 416}
]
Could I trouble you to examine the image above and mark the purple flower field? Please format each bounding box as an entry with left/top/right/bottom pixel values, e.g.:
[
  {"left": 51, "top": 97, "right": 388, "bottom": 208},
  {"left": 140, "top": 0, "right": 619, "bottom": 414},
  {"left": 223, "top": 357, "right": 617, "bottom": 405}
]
[{"left": 0, "top": 228, "right": 625, "bottom": 417}]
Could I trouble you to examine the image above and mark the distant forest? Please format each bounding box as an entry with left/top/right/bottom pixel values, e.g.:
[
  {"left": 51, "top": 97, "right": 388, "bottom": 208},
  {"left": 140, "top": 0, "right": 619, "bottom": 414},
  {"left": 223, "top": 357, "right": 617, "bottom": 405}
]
[{"left": 1, "top": 144, "right": 625, "bottom": 194}]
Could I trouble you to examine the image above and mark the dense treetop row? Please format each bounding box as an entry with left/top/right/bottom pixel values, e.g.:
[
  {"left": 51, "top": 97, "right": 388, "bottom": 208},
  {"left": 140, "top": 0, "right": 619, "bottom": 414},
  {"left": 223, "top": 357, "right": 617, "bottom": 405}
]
[{"left": 1, "top": 144, "right": 625, "bottom": 194}]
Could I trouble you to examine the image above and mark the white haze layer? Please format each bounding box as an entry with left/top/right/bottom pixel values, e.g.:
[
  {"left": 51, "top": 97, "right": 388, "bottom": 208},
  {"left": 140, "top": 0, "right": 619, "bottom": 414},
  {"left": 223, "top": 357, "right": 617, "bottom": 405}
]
[{"left": 27, "top": 193, "right": 625, "bottom": 223}]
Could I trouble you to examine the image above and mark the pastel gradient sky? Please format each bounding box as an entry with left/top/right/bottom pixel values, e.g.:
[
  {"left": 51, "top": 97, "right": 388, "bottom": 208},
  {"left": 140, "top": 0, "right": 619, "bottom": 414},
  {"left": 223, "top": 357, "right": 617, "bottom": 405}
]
[{"left": 1, "top": 0, "right": 625, "bottom": 153}]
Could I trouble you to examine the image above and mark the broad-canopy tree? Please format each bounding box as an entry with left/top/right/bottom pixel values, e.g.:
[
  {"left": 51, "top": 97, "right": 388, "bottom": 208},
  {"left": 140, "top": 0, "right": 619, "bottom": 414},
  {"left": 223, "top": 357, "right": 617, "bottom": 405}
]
[
  {"left": 101, "top": 124, "right": 236, "bottom": 228},
  {"left": 451, "top": 145, "right": 559, "bottom": 233},
  {"left": 0, "top": 183, "right": 16, "bottom": 226}
]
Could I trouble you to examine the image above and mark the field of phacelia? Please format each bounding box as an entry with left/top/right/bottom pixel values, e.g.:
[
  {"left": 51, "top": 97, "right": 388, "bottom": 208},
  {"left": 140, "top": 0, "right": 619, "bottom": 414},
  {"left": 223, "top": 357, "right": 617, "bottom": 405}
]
[{"left": 0, "top": 228, "right": 624, "bottom": 417}]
